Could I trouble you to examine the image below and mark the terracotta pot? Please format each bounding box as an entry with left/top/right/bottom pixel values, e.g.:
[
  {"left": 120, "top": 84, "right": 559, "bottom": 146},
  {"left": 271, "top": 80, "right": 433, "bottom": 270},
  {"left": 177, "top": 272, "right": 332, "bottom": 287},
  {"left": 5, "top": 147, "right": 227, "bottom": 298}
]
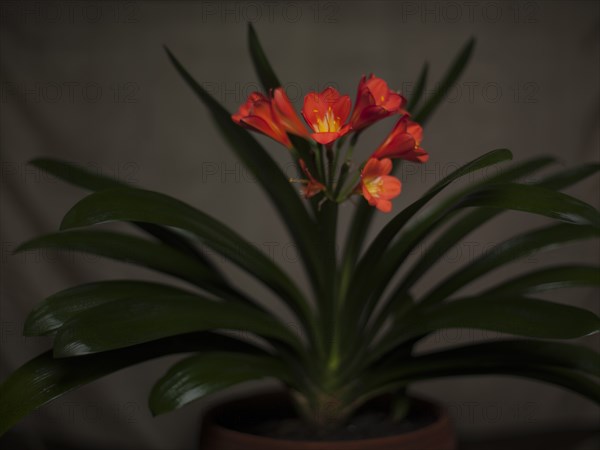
[{"left": 200, "top": 391, "right": 457, "bottom": 450}]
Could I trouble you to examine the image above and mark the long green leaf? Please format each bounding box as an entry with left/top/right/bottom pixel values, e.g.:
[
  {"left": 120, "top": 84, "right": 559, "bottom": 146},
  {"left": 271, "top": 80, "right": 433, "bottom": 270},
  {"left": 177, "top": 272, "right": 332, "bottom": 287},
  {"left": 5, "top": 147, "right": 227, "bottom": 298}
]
[
  {"left": 0, "top": 332, "right": 265, "bottom": 436},
  {"left": 30, "top": 157, "right": 126, "bottom": 191},
  {"left": 365, "top": 167, "right": 600, "bottom": 365},
  {"left": 164, "top": 47, "right": 323, "bottom": 304},
  {"left": 29, "top": 158, "right": 221, "bottom": 273},
  {"left": 53, "top": 293, "right": 304, "bottom": 357},
  {"left": 59, "top": 187, "right": 312, "bottom": 330},
  {"left": 354, "top": 164, "right": 593, "bottom": 327},
  {"left": 150, "top": 352, "right": 293, "bottom": 415},
  {"left": 480, "top": 266, "right": 600, "bottom": 298},
  {"left": 24, "top": 280, "right": 193, "bottom": 336},
  {"left": 353, "top": 150, "right": 513, "bottom": 284},
  {"left": 413, "top": 38, "right": 475, "bottom": 124},
  {"left": 15, "top": 230, "right": 232, "bottom": 298},
  {"left": 372, "top": 340, "right": 600, "bottom": 385},
  {"left": 406, "top": 62, "right": 429, "bottom": 112},
  {"left": 248, "top": 23, "right": 282, "bottom": 91},
  {"left": 536, "top": 163, "right": 600, "bottom": 190},
  {"left": 421, "top": 223, "right": 599, "bottom": 306},
  {"left": 387, "top": 165, "right": 600, "bottom": 303},
  {"left": 340, "top": 37, "right": 477, "bottom": 312},
  {"left": 343, "top": 154, "right": 564, "bottom": 362},
  {"left": 345, "top": 154, "right": 555, "bottom": 356},
  {"left": 360, "top": 363, "right": 600, "bottom": 408},
  {"left": 361, "top": 155, "right": 570, "bottom": 296},
  {"left": 342, "top": 149, "right": 514, "bottom": 304},
  {"left": 457, "top": 183, "right": 600, "bottom": 227},
  {"left": 422, "top": 296, "right": 600, "bottom": 339},
  {"left": 316, "top": 200, "right": 339, "bottom": 359},
  {"left": 339, "top": 202, "right": 375, "bottom": 295},
  {"left": 375, "top": 161, "right": 600, "bottom": 331},
  {"left": 375, "top": 296, "right": 600, "bottom": 363}
]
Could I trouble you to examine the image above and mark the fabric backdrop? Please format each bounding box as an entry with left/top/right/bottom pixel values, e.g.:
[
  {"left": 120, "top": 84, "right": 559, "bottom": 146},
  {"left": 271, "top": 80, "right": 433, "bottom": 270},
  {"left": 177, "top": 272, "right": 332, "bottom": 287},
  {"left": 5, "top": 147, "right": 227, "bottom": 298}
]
[{"left": 1, "top": 1, "right": 599, "bottom": 448}]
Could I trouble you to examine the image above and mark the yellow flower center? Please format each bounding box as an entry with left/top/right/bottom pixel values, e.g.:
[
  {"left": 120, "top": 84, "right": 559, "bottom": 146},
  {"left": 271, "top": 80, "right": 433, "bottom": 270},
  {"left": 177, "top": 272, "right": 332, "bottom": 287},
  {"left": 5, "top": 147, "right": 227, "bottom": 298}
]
[
  {"left": 364, "top": 176, "right": 384, "bottom": 198},
  {"left": 313, "top": 106, "right": 341, "bottom": 133}
]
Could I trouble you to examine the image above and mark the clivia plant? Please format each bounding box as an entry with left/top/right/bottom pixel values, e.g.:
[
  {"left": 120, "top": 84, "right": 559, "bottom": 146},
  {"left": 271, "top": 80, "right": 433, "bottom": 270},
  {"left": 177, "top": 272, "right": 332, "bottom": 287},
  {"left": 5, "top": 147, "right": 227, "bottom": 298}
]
[{"left": 1, "top": 24, "right": 599, "bottom": 444}]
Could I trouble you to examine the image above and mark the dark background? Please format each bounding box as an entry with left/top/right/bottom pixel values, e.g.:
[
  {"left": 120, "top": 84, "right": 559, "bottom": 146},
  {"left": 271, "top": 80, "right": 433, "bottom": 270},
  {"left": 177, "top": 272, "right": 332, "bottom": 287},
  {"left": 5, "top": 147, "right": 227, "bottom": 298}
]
[{"left": 1, "top": 1, "right": 599, "bottom": 448}]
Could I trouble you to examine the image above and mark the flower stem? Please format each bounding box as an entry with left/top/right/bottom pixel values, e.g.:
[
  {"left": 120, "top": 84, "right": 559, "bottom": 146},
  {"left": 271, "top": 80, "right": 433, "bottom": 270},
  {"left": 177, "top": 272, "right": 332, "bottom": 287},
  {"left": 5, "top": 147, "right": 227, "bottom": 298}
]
[
  {"left": 314, "top": 144, "right": 325, "bottom": 183},
  {"left": 326, "top": 144, "right": 335, "bottom": 190},
  {"left": 336, "top": 170, "right": 361, "bottom": 201}
]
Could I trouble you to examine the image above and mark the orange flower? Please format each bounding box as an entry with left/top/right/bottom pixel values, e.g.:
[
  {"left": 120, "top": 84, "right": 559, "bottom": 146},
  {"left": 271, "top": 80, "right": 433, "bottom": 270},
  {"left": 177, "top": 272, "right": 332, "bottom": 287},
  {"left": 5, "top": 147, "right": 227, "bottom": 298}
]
[
  {"left": 371, "top": 116, "right": 428, "bottom": 163},
  {"left": 302, "top": 87, "right": 351, "bottom": 146},
  {"left": 350, "top": 74, "right": 406, "bottom": 131},
  {"left": 299, "top": 159, "right": 325, "bottom": 198},
  {"left": 360, "top": 158, "right": 402, "bottom": 213},
  {"left": 232, "top": 92, "right": 291, "bottom": 147},
  {"left": 272, "top": 88, "right": 310, "bottom": 139}
]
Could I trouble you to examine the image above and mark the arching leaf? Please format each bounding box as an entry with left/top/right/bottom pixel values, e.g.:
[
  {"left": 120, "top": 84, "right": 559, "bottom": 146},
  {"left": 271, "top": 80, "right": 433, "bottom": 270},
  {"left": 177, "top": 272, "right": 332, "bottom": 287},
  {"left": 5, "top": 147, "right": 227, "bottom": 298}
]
[
  {"left": 59, "top": 187, "right": 313, "bottom": 330},
  {"left": 248, "top": 23, "right": 282, "bottom": 91},
  {"left": 164, "top": 47, "right": 323, "bottom": 303},
  {"left": 0, "top": 332, "right": 266, "bottom": 435},
  {"left": 375, "top": 296, "right": 600, "bottom": 363},
  {"left": 53, "top": 293, "right": 304, "bottom": 357},
  {"left": 24, "top": 280, "right": 193, "bottom": 336},
  {"left": 15, "top": 230, "right": 226, "bottom": 294},
  {"left": 150, "top": 352, "right": 293, "bottom": 415},
  {"left": 413, "top": 38, "right": 475, "bottom": 124},
  {"left": 29, "top": 158, "right": 221, "bottom": 273},
  {"left": 421, "top": 223, "right": 599, "bottom": 306}
]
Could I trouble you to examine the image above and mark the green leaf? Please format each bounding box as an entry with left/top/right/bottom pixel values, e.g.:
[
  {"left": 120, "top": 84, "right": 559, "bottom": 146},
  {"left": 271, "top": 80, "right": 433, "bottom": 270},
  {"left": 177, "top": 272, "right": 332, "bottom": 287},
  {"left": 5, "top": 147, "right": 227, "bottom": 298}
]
[
  {"left": 15, "top": 230, "right": 230, "bottom": 297},
  {"left": 59, "top": 187, "right": 312, "bottom": 329},
  {"left": 355, "top": 150, "right": 514, "bottom": 282},
  {"left": 150, "top": 352, "right": 293, "bottom": 415},
  {"left": 315, "top": 200, "right": 339, "bottom": 357},
  {"left": 0, "top": 332, "right": 265, "bottom": 436},
  {"left": 248, "top": 23, "right": 282, "bottom": 91},
  {"left": 53, "top": 293, "right": 304, "bottom": 357},
  {"left": 29, "top": 158, "right": 221, "bottom": 272},
  {"left": 30, "top": 157, "right": 126, "bottom": 191},
  {"left": 361, "top": 360, "right": 600, "bottom": 407},
  {"left": 342, "top": 150, "right": 514, "bottom": 327},
  {"left": 371, "top": 340, "right": 600, "bottom": 388},
  {"left": 24, "top": 280, "right": 193, "bottom": 336},
  {"left": 341, "top": 39, "right": 478, "bottom": 306},
  {"left": 376, "top": 159, "right": 600, "bottom": 328},
  {"left": 418, "top": 296, "right": 600, "bottom": 339},
  {"left": 535, "top": 163, "right": 600, "bottom": 190},
  {"left": 339, "top": 202, "right": 375, "bottom": 295},
  {"left": 354, "top": 161, "right": 591, "bottom": 326},
  {"left": 164, "top": 47, "right": 323, "bottom": 305},
  {"left": 428, "top": 341, "right": 600, "bottom": 376},
  {"left": 387, "top": 167, "right": 600, "bottom": 302},
  {"left": 288, "top": 134, "right": 318, "bottom": 180},
  {"left": 421, "top": 223, "right": 599, "bottom": 306},
  {"left": 413, "top": 38, "right": 475, "bottom": 124},
  {"left": 362, "top": 163, "right": 600, "bottom": 361},
  {"left": 376, "top": 297, "right": 600, "bottom": 363},
  {"left": 457, "top": 183, "right": 600, "bottom": 227},
  {"left": 406, "top": 62, "right": 429, "bottom": 112},
  {"left": 480, "top": 266, "right": 600, "bottom": 298}
]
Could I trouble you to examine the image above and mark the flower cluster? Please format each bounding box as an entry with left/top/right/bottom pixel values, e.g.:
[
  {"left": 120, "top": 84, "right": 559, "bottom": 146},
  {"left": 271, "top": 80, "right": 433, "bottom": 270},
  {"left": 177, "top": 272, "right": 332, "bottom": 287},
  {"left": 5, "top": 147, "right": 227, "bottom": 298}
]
[{"left": 232, "top": 75, "right": 428, "bottom": 212}]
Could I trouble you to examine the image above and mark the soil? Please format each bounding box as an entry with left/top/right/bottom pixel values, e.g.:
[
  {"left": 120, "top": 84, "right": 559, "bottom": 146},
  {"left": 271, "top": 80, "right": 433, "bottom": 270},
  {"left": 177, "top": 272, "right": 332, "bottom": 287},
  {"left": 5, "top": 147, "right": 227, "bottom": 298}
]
[{"left": 216, "top": 397, "right": 437, "bottom": 441}]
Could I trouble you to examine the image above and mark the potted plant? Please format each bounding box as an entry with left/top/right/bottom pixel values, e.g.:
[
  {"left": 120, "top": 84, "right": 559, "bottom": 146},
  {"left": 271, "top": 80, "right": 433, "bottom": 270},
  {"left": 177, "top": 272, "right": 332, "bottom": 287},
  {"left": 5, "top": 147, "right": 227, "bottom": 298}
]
[{"left": 1, "top": 24, "right": 599, "bottom": 449}]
